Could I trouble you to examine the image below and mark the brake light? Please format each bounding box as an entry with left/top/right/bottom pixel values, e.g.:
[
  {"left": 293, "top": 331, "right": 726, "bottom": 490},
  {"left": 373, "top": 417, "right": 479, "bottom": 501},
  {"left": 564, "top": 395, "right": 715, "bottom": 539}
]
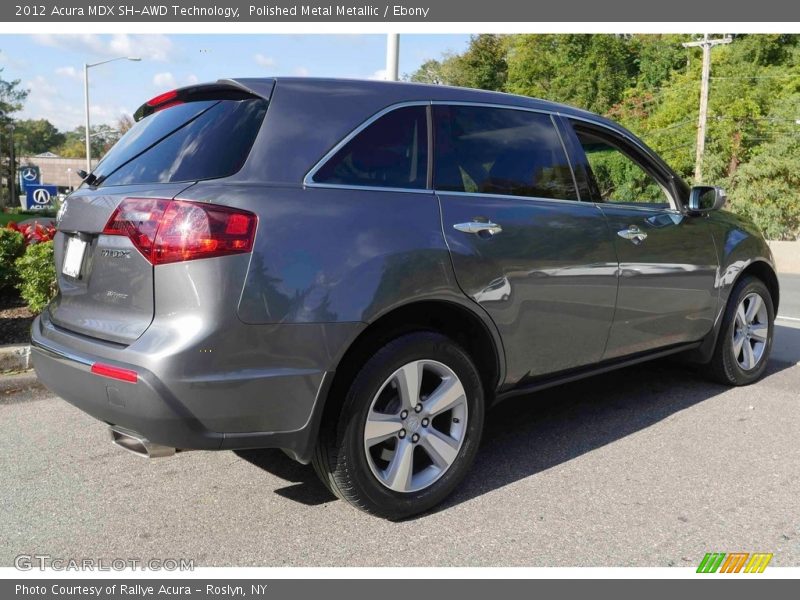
[
  {"left": 102, "top": 198, "right": 257, "bottom": 265},
  {"left": 91, "top": 363, "right": 138, "bottom": 383},
  {"left": 146, "top": 89, "right": 178, "bottom": 107},
  {"left": 145, "top": 90, "right": 184, "bottom": 114}
]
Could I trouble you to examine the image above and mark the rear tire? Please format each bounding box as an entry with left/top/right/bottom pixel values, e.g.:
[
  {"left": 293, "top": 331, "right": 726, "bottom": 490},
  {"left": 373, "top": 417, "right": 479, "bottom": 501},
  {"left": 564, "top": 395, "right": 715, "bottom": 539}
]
[
  {"left": 312, "top": 331, "right": 484, "bottom": 520},
  {"left": 708, "top": 276, "right": 774, "bottom": 386}
]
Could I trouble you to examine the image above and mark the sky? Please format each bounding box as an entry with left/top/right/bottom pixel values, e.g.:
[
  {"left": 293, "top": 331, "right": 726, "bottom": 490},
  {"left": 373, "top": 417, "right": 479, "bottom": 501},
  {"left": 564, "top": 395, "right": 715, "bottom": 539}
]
[{"left": 0, "top": 34, "right": 470, "bottom": 131}]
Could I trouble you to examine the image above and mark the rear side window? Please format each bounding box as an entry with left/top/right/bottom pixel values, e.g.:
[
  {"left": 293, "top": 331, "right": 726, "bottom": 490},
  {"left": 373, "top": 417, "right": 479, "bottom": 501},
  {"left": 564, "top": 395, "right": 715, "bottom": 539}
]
[
  {"left": 94, "top": 98, "right": 268, "bottom": 187},
  {"left": 433, "top": 105, "right": 577, "bottom": 200},
  {"left": 312, "top": 105, "right": 428, "bottom": 190}
]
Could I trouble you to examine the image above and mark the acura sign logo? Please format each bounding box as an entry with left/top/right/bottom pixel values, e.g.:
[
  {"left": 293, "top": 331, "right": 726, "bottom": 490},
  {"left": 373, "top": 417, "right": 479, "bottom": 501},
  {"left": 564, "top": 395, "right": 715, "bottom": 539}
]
[{"left": 32, "top": 188, "right": 52, "bottom": 205}]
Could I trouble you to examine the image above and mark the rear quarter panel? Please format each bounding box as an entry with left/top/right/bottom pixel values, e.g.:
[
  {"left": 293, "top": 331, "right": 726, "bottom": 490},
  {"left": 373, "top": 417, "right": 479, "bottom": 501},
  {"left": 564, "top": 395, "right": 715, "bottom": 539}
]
[{"left": 179, "top": 183, "right": 468, "bottom": 326}]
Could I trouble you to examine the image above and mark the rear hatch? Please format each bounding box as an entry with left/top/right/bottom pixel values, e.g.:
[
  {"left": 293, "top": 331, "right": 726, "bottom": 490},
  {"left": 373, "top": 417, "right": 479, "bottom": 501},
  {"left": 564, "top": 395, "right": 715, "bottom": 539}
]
[{"left": 49, "top": 82, "right": 270, "bottom": 344}]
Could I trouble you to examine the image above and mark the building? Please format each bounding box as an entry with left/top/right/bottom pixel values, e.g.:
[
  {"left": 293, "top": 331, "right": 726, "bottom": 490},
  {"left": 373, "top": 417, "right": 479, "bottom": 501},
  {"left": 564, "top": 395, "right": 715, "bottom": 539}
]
[{"left": 18, "top": 154, "right": 99, "bottom": 191}]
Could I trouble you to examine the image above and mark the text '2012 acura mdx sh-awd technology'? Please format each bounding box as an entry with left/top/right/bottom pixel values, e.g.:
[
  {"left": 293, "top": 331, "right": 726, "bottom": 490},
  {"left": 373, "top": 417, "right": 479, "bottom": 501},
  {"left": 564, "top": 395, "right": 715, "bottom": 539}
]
[{"left": 32, "top": 78, "right": 779, "bottom": 519}]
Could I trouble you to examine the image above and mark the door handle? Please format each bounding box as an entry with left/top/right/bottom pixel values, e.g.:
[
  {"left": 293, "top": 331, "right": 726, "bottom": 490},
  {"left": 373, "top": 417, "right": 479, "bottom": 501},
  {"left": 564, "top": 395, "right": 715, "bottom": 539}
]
[
  {"left": 453, "top": 221, "right": 503, "bottom": 236},
  {"left": 617, "top": 225, "right": 647, "bottom": 244}
]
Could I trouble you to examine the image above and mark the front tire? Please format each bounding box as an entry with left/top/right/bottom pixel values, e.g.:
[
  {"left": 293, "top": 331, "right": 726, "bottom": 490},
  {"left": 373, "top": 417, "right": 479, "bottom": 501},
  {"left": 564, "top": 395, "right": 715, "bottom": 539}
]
[
  {"left": 708, "top": 276, "right": 775, "bottom": 386},
  {"left": 313, "top": 332, "right": 485, "bottom": 520}
]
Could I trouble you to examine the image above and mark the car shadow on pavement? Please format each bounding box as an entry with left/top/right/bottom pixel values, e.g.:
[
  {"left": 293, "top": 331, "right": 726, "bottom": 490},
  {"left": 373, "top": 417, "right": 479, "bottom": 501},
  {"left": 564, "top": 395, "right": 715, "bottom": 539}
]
[
  {"left": 234, "top": 323, "right": 799, "bottom": 516},
  {"left": 233, "top": 448, "right": 338, "bottom": 506}
]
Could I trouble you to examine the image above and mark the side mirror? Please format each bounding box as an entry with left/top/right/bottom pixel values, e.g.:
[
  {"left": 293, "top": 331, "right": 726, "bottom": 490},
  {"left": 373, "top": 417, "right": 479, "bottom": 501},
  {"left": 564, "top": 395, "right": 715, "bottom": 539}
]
[{"left": 688, "top": 185, "right": 727, "bottom": 213}]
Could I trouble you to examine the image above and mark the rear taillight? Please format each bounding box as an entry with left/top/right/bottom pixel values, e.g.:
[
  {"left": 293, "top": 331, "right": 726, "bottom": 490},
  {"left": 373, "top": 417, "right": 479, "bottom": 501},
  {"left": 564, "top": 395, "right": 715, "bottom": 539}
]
[{"left": 102, "top": 198, "right": 257, "bottom": 265}]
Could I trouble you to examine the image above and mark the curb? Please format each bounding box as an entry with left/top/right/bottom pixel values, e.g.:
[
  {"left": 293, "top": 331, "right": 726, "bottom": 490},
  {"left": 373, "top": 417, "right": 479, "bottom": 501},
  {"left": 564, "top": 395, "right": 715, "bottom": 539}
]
[
  {"left": 0, "top": 369, "right": 42, "bottom": 394},
  {"left": 0, "top": 344, "right": 31, "bottom": 372}
]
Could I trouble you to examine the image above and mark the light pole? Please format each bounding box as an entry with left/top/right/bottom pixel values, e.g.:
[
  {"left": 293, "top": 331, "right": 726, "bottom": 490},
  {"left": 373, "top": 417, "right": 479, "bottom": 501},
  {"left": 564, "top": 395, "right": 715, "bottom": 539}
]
[
  {"left": 84, "top": 56, "right": 141, "bottom": 173},
  {"left": 386, "top": 34, "right": 399, "bottom": 81},
  {"left": 6, "top": 123, "right": 16, "bottom": 207}
]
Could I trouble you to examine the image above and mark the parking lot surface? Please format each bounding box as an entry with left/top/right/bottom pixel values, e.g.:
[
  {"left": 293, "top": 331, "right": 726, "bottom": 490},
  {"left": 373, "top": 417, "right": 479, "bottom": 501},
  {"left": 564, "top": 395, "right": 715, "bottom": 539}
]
[{"left": 1, "top": 277, "right": 798, "bottom": 567}]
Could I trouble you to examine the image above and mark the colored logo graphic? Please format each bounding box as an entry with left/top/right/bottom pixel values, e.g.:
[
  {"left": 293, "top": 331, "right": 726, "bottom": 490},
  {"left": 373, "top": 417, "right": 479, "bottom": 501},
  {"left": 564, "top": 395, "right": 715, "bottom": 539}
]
[{"left": 697, "top": 552, "right": 773, "bottom": 573}]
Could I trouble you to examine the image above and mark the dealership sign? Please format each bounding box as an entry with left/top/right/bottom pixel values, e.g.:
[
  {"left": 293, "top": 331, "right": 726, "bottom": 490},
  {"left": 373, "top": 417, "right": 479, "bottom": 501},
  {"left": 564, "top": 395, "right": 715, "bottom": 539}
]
[
  {"left": 18, "top": 165, "right": 41, "bottom": 189},
  {"left": 24, "top": 184, "right": 57, "bottom": 210}
]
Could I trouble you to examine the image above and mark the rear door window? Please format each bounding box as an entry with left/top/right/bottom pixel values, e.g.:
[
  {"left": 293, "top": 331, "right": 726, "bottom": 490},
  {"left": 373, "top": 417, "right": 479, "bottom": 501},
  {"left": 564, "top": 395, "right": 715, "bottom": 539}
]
[
  {"left": 433, "top": 105, "right": 578, "bottom": 200},
  {"left": 93, "top": 98, "right": 268, "bottom": 187},
  {"left": 312, "top": 105, "right": 429, "bottom": 190}
]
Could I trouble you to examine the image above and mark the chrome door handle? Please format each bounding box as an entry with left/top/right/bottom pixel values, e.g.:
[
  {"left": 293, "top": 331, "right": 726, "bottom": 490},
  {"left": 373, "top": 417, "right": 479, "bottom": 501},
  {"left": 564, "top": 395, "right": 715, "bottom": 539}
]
[
  {"left": 453, "top": 221, "right": 503, "bottom": 236},
  {"left": 617, "top": 225, "right": 647, "bottom": 244}
]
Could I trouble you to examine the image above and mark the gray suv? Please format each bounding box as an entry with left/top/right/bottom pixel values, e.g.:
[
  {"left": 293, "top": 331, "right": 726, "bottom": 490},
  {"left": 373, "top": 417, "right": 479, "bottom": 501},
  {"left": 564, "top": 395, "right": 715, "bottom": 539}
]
[{"left": 32, "top": 78, "right": 779, "bottom": 519}]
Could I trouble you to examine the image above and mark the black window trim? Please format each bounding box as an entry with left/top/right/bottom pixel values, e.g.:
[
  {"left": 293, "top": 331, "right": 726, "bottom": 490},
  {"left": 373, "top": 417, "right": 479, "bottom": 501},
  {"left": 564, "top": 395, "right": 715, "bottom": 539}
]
[{"left": 304, "top": 100, "right": 435, "bottom": 195}]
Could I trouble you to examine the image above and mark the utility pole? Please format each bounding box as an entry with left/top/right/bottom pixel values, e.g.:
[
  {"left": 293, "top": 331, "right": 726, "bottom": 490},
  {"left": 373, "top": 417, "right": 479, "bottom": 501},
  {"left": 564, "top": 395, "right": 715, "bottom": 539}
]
[
  {"left": 683, "top": 33, "right": 732, "bottom": 182},
  {"left": 386, "top": 34, "right": 399, "bottom": 81}
]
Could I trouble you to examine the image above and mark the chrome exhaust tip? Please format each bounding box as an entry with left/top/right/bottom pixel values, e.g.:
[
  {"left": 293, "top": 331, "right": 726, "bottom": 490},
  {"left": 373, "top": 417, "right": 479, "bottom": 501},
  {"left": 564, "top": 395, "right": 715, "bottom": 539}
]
[{"left": 109, "top": 426, "right": 176, "bottom": 458}]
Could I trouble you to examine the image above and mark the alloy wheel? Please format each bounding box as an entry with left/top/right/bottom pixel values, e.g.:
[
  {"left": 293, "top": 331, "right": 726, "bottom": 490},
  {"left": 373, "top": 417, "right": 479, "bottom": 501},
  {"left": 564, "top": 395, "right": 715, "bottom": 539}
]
[
  {"left": 731, "top": 292, "right": 769, "bottom": 371},
  {"left": 363, "top": 359, "right": 468, "bottom": 493}
]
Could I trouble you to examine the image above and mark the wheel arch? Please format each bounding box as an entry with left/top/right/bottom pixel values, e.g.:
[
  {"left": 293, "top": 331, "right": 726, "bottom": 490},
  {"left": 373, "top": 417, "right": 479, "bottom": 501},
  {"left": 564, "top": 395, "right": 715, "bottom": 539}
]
[
  {"left": 686, "top": 257, "right": 779, "bottom": 365},
  {"left": 738, "top": 259, "right": 780, "bottom": 314},
  {"left": 316, "top": 299, "right": 505, "bottom": 440}
]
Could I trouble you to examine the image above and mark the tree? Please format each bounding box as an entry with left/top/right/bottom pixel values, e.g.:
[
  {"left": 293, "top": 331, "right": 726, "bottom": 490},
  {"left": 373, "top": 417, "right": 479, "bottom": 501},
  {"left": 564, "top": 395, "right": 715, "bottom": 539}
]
[
  {"left": 0, "top": 65, "right": 28, "bottom": 119},
  {"left": 116, "top": 114, "right": 135, "bottom": 135},
  {"left": 14, "top": 119, "right": 65, "bottom": 155},
  {"left": 0, "top": 62, "right": 28, "bottom": 205},
  {"left": 56, "top": 125, "right": 122, "bottom": 160},
  {"left": 506, "top": 34, "right": 635, "bottom": 113},
  {"left": 407, "top": 35, "right": 508, "bottom": 90}
]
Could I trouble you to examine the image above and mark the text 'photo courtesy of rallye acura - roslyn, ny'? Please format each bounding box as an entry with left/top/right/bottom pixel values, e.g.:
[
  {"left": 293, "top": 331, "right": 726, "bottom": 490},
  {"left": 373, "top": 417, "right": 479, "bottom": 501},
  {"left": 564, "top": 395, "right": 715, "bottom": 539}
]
[{"left": 32, "top": 77, "right": 778, "bottom": 520}]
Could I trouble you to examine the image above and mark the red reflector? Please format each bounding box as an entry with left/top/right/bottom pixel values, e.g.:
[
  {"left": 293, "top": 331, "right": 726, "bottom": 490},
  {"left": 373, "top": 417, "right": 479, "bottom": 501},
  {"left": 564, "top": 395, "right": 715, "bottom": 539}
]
[
  {"left": 146, "top": 89, "right": 179, "bottom": 107},
  {"left": 102, "top": 198, "right": 257, "bottom": 265},
  {"left": 91, "top": 363, "right": 138, "bottom": 383}
]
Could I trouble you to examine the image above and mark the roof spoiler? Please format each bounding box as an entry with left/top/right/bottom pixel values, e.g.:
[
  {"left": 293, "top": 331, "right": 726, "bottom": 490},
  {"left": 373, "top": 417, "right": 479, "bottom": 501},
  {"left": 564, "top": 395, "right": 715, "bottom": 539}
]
[{"left": 133, "top": 78, "right": 275, "bottom": 122}]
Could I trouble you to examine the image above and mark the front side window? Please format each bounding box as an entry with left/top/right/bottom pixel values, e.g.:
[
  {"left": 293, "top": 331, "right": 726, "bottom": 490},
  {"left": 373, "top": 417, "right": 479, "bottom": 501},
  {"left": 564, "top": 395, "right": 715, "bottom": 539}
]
[
  {"left": 312, "top": 105, "right": 428, "bottom": 190},
  {"left": 433, "top": 105, "right": 577, "bottom": 201},
  {"left": 571, "top": 124, "right": 671, "bottom": 207}
]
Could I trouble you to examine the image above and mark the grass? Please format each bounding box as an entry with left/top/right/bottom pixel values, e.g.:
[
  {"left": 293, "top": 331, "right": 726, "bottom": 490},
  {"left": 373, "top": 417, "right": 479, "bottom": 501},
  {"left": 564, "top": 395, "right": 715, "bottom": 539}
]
[
  {"left": 0, "top": 211, "right": 57, "bottom": 227},
  {"left": 0, "top": 213, "right": 18, "bottom": 227}
]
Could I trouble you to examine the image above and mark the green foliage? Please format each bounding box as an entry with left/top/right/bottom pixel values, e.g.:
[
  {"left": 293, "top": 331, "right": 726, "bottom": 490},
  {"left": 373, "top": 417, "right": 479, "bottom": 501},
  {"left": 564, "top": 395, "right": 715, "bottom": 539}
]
[
  {"left": 0, "top": 227, "right": 25, "bottom": 291},
  {"left": 15, "top": 240, "right": 57, "bottom": 313},
  {"left": 56, "top": 124, "right": 121, "bottom": 159},
  {"left": 406, "top": 35, "right": 508, "bottom": 90},
  {"left": 14, "top": 119, "right": 66, "bottom": 155},
  {"left": 506, "top": 34, "right": 637, "bottom": 114},
  {"left": 0, "top": 63, "right": 28, "bottom": 117}
]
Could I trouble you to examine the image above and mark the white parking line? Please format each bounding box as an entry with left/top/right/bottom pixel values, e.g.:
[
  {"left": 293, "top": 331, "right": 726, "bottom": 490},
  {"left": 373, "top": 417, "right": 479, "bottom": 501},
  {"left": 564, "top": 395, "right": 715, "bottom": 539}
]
[{"left": 777, "top": 315, "right": 800, "bottom": 322}]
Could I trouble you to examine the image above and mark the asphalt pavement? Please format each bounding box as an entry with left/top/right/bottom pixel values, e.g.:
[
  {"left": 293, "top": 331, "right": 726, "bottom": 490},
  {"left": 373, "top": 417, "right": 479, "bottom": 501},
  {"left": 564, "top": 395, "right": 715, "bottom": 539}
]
[{"left": 1, "top": 277, "right": 798, "bottom": 567}]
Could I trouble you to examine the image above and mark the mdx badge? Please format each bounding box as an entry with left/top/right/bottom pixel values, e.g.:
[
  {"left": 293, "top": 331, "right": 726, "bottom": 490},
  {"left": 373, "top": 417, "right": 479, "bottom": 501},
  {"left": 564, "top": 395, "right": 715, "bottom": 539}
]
[{"left": 101, "top": 249, "right": 131, "bottom": 258}]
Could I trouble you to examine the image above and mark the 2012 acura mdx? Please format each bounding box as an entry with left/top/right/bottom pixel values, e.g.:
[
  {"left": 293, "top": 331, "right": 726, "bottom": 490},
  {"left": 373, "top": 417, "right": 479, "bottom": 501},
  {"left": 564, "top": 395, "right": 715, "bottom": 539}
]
[{"left": 32, "top": 78, "right": 779, "bottom": 519}]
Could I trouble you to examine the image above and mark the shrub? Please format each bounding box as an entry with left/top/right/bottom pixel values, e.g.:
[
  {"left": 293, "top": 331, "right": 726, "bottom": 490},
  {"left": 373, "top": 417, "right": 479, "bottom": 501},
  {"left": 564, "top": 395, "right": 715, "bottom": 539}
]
[
  {"left": 15, "top": 241, "right": 57, "bottom": 313},
  {"left": 7, "top": 221, "right": 57, "bottom": 245},
  {"left": 0, "top": 228, "right": 26, "bottom": 292}
]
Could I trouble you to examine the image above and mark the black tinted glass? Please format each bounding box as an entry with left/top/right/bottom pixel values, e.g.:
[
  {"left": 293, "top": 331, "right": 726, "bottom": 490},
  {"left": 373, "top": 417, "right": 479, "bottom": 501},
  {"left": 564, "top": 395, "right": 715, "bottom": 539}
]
[
  {"left": 96, "top": 98, "right": 267, "bottom": 187},
  {"left": 433, "top": 105, "right": 577, "bottom": 200},
  {"left": 313, "top": 105, "right": 428, "bottom": 189}
]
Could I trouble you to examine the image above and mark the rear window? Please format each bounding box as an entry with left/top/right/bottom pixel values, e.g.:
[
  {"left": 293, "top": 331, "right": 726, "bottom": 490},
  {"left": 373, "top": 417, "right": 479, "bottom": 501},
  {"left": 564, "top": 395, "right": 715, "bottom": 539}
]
[
  {"left": 92, "top": 98, "right": 268, "bottom": 187},
  {"left": 312, "top": 105, "right": 428, "bottom": 190}
]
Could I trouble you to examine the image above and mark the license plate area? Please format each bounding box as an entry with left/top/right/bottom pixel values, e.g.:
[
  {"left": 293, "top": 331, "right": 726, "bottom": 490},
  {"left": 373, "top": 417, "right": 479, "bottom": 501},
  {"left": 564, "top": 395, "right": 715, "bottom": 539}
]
[{"left": 62, "top": 235, "right": 87, "bottom": 279}]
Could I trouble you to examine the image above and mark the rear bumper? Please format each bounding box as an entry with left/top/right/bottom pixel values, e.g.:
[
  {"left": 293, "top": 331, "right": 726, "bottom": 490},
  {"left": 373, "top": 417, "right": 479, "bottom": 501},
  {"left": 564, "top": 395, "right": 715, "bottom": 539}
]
[{"left": 31, "top": 313, "right": 359, "bottom": 462}]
